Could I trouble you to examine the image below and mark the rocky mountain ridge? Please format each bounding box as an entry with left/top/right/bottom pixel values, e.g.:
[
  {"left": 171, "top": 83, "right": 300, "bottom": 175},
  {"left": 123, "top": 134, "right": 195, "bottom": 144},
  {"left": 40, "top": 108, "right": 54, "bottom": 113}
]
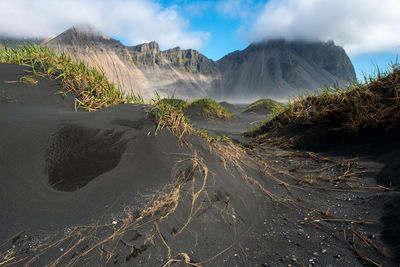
[
  {"left": 11, "top": 26, "right": 356, "bottom": 100},
  {"left": 44, "top": 27, "right": 219, "bottom": 99},
  {"left": 214, "top": 39, "right": 356, "bottom": 99}
]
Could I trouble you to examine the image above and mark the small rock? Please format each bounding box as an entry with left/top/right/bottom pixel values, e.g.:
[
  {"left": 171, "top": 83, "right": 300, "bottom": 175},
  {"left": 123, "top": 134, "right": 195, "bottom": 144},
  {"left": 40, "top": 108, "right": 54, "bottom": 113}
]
[
  {"left": 321, "top": 249, "right": 327, "bottom": 254},
  {"left": 368, "top": 234, "right": 376, "bottom": 239}
]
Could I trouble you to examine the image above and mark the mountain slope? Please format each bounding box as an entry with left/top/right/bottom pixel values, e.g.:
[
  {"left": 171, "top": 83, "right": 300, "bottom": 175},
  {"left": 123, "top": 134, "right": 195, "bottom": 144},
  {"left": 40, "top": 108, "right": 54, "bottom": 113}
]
[
  {"left": 45, "top": 26, "right": 220, "bottom": 99},
  {"left": 44, "top": 26, "right": 356, "bottom": 100},
  {"left": 213, "top": 39, "right": 356, "bottom": 100}
]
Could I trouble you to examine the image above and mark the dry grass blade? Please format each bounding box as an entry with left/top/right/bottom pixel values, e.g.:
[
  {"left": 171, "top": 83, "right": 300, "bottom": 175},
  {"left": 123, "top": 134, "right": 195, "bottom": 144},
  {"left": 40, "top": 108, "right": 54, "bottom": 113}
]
[{"left": 344, "top": 229, "right": 383, "bottom": 267}]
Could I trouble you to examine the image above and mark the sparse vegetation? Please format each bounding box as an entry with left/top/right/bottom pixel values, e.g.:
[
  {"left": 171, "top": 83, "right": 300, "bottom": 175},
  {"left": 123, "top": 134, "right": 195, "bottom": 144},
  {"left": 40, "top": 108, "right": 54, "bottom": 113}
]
[
  {"left": 248, "top": 63, "right": 400, "bottom": 136},
  {"left": 185, "top": 98, "right": 235, "bottom": 120},
  {"left": 242, "top": 98, "right": 284, "bottom": 114},
  {"left": 151, "top": 92, "right": 190, "bottom": 137},
  {"left": 0, "top": 43, "right": 144, "bottom": 111}
]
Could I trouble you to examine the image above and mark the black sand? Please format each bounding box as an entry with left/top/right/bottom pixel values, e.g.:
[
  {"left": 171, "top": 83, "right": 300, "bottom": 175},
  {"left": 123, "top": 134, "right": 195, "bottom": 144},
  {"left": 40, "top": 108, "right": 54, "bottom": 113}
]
[
  {"left": 0, "top": 63, "right": 190, "bottom": 238},
  {"left": 0, "top": 63, "right": 399, "bottom": 266},
  {"left": 187, "top": 102, "right": 268, "bottom": 143}
]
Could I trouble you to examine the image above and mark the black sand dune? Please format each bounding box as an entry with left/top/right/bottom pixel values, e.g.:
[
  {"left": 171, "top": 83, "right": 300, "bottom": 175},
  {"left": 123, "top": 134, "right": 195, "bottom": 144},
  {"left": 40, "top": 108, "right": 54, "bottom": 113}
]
[
  {"left": 0, "top": 63, "right": 190, "bottom": 238},
  {"left": 0, "top": 63, "right": 398, "bottom": 266},
  {"left": 259, "top": 122, "right": 400, "bottom": 260}
]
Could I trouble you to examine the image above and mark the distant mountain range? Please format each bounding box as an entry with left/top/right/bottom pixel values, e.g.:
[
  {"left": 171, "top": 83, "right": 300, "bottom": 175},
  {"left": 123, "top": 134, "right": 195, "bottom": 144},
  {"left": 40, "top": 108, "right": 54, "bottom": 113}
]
[{"left": 1, "top": 26, "right": 356, "bottom": 101}]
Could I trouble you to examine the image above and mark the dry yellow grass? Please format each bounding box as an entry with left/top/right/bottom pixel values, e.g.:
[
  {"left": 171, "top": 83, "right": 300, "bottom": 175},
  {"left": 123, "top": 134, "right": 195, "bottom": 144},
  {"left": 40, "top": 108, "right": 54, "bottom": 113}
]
[{"left": 248, "top": 63, "right": 400, "bottom": 135}]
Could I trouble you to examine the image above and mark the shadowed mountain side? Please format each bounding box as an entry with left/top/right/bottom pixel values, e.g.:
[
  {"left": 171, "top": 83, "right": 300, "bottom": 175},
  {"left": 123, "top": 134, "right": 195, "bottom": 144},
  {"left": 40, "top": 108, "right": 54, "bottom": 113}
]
[
  {"left": 43, "top": 26, "right": 355, "bottom": 100},
  {"left": 213, "top": 39, "right": 356, "bottom": 100}
]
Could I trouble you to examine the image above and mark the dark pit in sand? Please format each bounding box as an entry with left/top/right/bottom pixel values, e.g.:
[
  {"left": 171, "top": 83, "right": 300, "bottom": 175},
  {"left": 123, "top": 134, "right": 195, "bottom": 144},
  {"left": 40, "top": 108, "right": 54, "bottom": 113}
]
[{"left": 46, "top": 124, "right": 128, "bottom": 191}]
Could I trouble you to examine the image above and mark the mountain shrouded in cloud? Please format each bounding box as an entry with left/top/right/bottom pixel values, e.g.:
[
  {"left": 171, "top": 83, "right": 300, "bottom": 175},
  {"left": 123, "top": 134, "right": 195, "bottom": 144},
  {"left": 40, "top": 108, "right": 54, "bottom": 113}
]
[
  {"left": 0, "top": 0, "right": 209, "bottom": 50},
  {"left": 245, "top": 0, "right": 400, "bottom": 56},
  {"left": 43, "top": 26, "right": 356, "bottom": 101}
]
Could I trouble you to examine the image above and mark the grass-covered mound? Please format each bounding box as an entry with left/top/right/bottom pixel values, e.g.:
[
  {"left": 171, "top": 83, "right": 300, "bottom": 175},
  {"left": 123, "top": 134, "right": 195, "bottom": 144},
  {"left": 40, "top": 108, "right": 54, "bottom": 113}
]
[
  {"left": 0, "top": 44, "right": 143, "bottom": 110},
  {"left": 157, "top": 98, "right": 187, "bottom": 111},
  {"left": 185, "top": 98, "right": 235, "bottom": 120},
  {"left": 242, "top": 98, "right": 284, "bottom": 115},
  {"left": 249, "top": 64, "right": 400, "bottom": 136}
]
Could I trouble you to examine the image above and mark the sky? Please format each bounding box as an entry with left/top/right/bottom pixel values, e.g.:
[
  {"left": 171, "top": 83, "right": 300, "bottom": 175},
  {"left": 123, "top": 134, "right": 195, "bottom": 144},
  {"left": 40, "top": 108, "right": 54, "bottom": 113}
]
[{"left": 0, "top": 0, "right": 399, "bottom": 80}]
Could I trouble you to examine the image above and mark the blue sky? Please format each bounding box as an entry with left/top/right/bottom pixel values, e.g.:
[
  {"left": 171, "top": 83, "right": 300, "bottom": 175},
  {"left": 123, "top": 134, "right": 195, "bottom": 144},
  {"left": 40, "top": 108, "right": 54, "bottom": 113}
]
[
  {"left": 152, "top": 0, "right": 400, "bottom": 80},
  {"left": 1, "top": 0, "right": 399, "bottom": 80}
]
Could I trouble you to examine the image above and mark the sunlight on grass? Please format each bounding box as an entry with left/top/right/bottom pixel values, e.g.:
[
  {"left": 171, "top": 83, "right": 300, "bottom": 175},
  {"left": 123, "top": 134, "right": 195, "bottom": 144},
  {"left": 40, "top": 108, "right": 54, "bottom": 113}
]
[
  {"left": 0, "top": 43, "right": 144, "bottom": 111},
  {"left": 247, "top": 63, "right": 400, "bottom": 136}
]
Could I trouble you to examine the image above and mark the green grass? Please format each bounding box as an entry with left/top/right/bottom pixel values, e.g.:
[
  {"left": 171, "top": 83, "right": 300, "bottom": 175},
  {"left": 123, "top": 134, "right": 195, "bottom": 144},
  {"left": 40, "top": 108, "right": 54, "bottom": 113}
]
[
  {"left": 185, "top": 98, "right": 235, "bottom": 120},
  {"left": 0, "top": 43, "right": 144, "bottom": 111},
  {"left": 242, "top": 98, "right": 285, "bottom": 114},
  {"left": 247, "top": 63, "right": 400, "bottom": 136}
]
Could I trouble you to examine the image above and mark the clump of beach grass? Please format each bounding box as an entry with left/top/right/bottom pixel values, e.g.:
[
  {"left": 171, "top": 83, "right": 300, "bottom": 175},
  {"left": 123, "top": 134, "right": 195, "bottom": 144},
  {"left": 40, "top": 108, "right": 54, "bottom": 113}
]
[
  {"left": 247, "top": 63, "right": 400, "bottom": 136},
  {"left": 242, "top": 98, "right": 285, "bottom": 114},
  {"left": 0, "top": 43, "right": 144, "bottom": 111},
  {"left": 152, "top": 92, "right": 191, "bottom": 139},
  {"left": 185, "top": 98, "right": 235, "bottom": 120}
]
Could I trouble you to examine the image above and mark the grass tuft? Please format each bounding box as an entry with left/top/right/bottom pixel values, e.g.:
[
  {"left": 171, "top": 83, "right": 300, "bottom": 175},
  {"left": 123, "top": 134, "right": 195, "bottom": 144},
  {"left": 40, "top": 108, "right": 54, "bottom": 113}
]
[
  {"left": 0, "top": 43, "right": 144, "bottom": 111},
  {"left": 185, "top": 98, "right": 235, "bottom": 120},
  {"left": 248, "top": 63, "right": 400, "bottom": 136},
  {"left": 242, "top": 98, "right": 284, "bottom": 114}
]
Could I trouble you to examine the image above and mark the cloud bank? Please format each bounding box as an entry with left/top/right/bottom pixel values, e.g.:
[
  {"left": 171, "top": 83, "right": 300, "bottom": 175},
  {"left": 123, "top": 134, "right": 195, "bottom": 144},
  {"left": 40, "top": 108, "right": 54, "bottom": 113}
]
[
  {"left": 0, "top": 0, "right": 209, "bottom": 49},
  {"left": 246, "top": 0, "right": 400, "bottom": 56}
]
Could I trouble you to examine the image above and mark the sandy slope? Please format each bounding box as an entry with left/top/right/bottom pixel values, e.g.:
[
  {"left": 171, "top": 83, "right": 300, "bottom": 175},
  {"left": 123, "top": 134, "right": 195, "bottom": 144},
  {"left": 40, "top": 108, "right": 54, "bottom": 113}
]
[{"left": 0, "top": 63, "right": 398, "bottom": 266}]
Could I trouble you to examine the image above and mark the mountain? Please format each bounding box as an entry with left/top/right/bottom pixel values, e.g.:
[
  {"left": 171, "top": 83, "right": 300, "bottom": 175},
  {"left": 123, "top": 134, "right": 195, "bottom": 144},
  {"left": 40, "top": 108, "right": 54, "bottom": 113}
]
[
  {"left": 43, "top": 26, "right": 356, "bottom": 100},
  {"left": 44, "top": 26, "right": 220, "bottom": 99},
  {"left": 213, "top": 39, "right": 356, "bottom": 100}
]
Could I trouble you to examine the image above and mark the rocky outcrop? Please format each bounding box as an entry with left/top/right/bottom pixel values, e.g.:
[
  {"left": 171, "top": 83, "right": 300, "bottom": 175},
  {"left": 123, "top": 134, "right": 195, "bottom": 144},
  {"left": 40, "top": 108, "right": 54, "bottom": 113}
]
[
  {"left": 44, "top": 26, "right": 220, "bottom": 99},
  {"left": 213, "top": 39, "right": 356, "bottom": 100},
  {"left": 43, "top": 26, "right": 356, "bottom": 100}
]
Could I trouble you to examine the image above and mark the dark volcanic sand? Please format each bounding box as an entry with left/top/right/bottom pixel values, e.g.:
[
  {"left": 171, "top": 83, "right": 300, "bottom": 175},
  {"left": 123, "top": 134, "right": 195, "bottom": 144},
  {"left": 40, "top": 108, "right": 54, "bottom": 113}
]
[
  {"left": 187, "top": 102, "right": 268, "bottom": 144},
  {"left": 0, "top": 63, "right": 398, "bottom": 266}
]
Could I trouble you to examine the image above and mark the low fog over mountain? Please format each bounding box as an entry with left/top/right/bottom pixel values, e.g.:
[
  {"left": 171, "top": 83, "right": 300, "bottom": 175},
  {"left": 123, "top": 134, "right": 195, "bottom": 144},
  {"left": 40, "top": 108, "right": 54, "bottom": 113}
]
[{"left": 7, "top": 26, "right": 356, "bottom": 100}]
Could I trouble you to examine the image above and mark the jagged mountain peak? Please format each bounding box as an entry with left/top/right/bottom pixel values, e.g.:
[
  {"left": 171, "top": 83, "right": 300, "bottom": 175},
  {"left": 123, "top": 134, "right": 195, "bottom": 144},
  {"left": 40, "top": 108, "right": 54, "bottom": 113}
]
[
  {"left": 213, "top": 38, "right": 356, "bottom": 99},
  {"left": 45, "top": 25, "right": 121, "bottom": 47},
  {"left": 43, "top": 27, "right": 356, "bottom": 100},
  {"left": 131, "top": 41, "right": 160, "bottom": 53}
]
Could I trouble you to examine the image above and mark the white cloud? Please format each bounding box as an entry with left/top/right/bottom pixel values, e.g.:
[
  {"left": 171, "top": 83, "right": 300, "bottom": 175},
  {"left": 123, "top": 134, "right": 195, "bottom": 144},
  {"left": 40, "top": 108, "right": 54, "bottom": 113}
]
[
  {"left": 217, "top": 0, "right": 263, "bottom": 19},
  {"left": 246, "top": 0, "right": 400, "bottom": 56},
  {"left": 0, "top": 0, "right": 209, "bottom": 49}
]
